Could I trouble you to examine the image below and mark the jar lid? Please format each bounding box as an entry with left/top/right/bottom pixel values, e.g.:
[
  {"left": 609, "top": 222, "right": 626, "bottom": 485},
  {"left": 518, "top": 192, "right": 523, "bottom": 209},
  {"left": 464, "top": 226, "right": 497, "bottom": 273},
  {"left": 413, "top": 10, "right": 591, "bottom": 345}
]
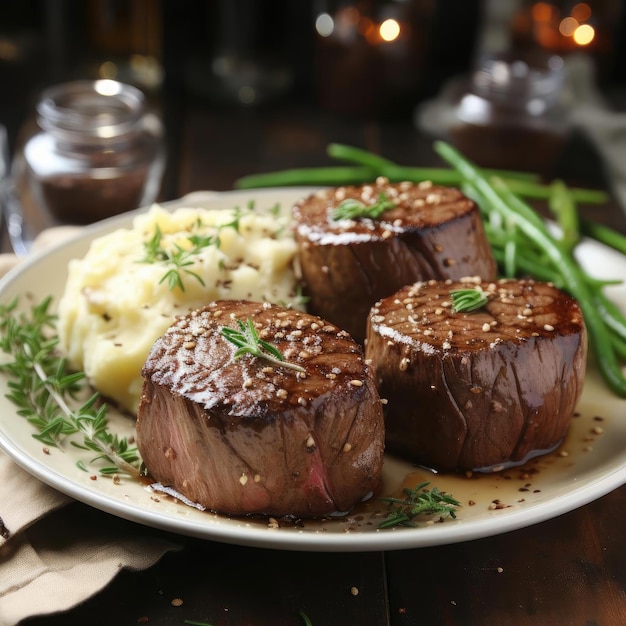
[{"left": 36, "top": 80, "right": 146, "bottom": 140}]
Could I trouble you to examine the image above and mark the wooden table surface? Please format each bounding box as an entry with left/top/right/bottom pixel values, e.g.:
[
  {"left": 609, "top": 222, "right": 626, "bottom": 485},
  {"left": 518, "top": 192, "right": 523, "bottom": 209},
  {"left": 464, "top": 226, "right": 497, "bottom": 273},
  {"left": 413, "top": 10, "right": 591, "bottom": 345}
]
[{"left": 10, "top": 98, "right": 626, "bottom": 626}]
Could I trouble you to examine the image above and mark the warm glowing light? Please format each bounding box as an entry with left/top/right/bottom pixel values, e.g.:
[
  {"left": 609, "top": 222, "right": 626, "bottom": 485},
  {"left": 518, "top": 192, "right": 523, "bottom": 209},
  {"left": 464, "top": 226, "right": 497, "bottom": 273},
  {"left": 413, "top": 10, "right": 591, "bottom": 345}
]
[
  {"left": 573, "top": 23, "right": 595, "bottom": 45},
  {"left": 559, "top": 16, "right": 579, "bottom": 36},
  {"left": 379, "top": 18, "right": 400, "bottom": 42},
  {"left": 571, "top": 2, "right": 592, "bottom": 22},
  {"left": 531, "top": 2, "right": 555, "bottom": 22}
]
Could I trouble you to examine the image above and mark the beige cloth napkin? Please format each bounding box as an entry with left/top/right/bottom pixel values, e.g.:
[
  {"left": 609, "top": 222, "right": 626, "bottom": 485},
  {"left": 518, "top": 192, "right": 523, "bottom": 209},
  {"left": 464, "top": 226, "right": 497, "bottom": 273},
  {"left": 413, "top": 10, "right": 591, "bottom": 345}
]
[{"left": 0, "top": 228, "right": 182, "bottom": 626}]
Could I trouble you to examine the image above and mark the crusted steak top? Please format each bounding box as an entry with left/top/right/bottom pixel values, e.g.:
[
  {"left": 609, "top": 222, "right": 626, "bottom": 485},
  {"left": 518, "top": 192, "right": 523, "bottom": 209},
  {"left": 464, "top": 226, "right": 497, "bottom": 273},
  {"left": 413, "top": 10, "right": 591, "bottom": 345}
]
[
  {"left": 292, "top": 177, "right": 477, "bottom": 245},
  {"left": 368, "top": 277, "right": 586, "bottom": 354},
  {"left": 142, "top": 300, "right": 373, "bottom": 416}
]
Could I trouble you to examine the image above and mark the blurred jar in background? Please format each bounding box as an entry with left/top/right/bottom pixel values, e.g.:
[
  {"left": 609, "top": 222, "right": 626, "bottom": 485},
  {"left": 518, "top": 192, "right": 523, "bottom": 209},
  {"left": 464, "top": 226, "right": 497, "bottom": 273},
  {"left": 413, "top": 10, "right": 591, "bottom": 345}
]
[
  {"left": 314, "top": 0, "right": 435, "bottom": 117},
  {"left": 14, "top": 79, "right": 165, "bottom": 227},
  {"left": 417, "top": 51, "right": 570, "bottom": 176}
]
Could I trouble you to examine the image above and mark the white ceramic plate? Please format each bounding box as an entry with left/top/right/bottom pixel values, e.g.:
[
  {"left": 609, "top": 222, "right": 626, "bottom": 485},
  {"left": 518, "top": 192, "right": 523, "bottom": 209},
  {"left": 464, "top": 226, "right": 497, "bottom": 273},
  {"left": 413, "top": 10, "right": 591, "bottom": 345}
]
[{"left": 0, "top": 188, "right": 625, "bottom": 552}]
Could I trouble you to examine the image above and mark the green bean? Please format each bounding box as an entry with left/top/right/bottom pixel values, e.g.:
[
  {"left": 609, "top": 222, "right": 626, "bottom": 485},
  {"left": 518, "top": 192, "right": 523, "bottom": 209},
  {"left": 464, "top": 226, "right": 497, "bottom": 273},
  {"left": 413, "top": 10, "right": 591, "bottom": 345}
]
[
  {"left": 580, "top": 218, "right": 626, "bottom": 255},
  {"left": 435, "top": 140, "right": 626, "bottom": 397},
  {"left": 327, "top": 142, "right": 540, "bottom": 182},
  {"left": 327, "top": 143, "right": 610, "bottom": 204},
  {"left": 234, "top": 163, "right": 519, "bottom": 189},
  {"left": 327, "top": 143, "right": 398, "bottom": 170},
  {"left": 505, "top": 179, "right": 609, "bottom": 204},
  {"left": 491, "top": 247, "right": 562, "bottom": 285},
  {"left": 235, "top": 166, "right": 377, "bottom": 189},
  {"left": 549, "top": 179, "right": 580, "bottom": 254},
  {"left": 592, "top": 289, "right": 626, "bottom": 341},
  {"left": 611, "top": 332, "right": 626, "bottom": 360}
]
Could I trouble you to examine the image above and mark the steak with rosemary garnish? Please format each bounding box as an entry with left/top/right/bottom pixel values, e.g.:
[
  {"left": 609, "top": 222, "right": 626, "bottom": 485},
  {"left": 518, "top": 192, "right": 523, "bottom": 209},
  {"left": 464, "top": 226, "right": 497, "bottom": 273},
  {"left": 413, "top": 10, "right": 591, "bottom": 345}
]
[
  {"left": 136, "top": 300, "right": 385, "bottom": 518},
  {"left": 292, "top": 177, "right": 497, "bottom": 343},
  {"left": 365, "top": 277, "right": 587, "bottom": 473}
]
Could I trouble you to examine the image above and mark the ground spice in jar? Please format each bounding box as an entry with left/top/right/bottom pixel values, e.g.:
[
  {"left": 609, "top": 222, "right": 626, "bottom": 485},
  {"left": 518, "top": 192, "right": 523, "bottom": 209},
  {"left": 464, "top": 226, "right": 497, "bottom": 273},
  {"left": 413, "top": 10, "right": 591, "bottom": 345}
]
[{"left": 23, "top": 79, "right": 164, "bottom": 225}]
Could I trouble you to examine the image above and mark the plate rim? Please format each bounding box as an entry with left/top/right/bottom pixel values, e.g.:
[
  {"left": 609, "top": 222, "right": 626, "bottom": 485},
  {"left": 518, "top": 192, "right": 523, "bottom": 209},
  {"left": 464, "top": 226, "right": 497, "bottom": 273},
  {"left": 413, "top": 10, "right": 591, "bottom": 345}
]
[{"left": 0, "top": 187, "right": 625, "bottom": 552}]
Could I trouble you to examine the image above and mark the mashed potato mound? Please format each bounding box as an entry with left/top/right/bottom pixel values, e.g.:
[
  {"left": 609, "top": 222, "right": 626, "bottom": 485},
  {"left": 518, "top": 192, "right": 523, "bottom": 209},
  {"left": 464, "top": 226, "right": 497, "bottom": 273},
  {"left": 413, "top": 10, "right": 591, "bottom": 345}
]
[{"left": 57, "top": 203, "right": 301, "bottom": 415}]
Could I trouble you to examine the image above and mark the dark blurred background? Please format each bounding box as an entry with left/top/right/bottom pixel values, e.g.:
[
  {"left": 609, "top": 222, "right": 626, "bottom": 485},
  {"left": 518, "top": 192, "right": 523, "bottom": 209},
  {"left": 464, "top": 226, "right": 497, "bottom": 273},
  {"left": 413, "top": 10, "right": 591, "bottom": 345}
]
[{"left": 1, "top": 0, "right": 625, "bottom": 196}]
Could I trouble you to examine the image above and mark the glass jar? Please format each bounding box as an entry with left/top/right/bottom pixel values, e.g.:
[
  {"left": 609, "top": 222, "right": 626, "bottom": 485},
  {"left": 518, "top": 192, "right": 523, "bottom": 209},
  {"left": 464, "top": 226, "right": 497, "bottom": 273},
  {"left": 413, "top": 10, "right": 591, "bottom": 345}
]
[
  {"left": 19, "top": 79, "right": 164, "bottom": 225},
  {"left": 417, "top": 53, "right": 570, "bottom": 175}
]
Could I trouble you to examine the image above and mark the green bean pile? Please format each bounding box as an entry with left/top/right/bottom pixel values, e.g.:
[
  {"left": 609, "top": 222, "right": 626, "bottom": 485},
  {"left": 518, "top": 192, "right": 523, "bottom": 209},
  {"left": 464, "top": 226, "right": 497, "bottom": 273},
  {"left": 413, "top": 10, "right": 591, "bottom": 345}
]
[{"left": 235, "top": 142, "right": 626, "bottom": 397}]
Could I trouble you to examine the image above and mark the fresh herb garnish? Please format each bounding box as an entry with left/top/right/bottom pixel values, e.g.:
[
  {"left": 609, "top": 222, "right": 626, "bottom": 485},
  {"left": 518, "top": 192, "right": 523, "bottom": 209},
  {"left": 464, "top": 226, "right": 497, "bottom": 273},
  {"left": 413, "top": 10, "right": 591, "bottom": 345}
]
[
  {"left": 138, "top": 224, "right": 215, "bottom": 291},
  {"left": 450, "top": 288, "right": 489, "bottom": 313},
  {"left": 379, "top": 481, "right": 460, "bottom": 528},
  {"left": 331, "top": 192, "right": 396, "bottom": 221},
  {"left": 138, "top": 207, "right": 248, "bottom": 292},
  {"left": 0, "top": 297, "right": 141, "bottom": 477},
  {"left": 221, "top": 318, "right": 305, "bottom": 373}
]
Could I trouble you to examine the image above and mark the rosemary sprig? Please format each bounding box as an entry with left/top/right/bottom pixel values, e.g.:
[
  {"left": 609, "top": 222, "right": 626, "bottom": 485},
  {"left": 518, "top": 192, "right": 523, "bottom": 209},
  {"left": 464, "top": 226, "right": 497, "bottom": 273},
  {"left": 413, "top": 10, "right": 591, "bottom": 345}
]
[
  {"left": 379, "top": 481, "right": 460, "bottom": 528},
  {"left": 221, "top": 319, "right": 305, "bottom": 373},
  {"left": 450, "top": 288, "right": 489, "bottom": 313},
  {"left": 0, "top": 297, "right": 141, "bottom": 477},
  {"left": 331, "top": 192, "right": 396, "bottom": 221}
]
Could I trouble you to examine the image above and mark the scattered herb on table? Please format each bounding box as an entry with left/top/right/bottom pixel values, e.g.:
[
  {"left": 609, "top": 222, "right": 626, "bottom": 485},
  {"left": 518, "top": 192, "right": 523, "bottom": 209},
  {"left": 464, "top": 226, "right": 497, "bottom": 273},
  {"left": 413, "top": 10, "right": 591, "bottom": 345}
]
[
  {"left": 450, "top": 288, "right": 489, "bottom": 313},
  {"left": 331, "top": 191, "right": 396, "bottom": 221},
  {"left": 0, "top": 297, "right": 142, "bottom": 477},
  {"left": 221, "top": 318, "right": 306, "bottom": 373},
  {"left": 379, "top": 481, "right": 461, "bottom": 529}
]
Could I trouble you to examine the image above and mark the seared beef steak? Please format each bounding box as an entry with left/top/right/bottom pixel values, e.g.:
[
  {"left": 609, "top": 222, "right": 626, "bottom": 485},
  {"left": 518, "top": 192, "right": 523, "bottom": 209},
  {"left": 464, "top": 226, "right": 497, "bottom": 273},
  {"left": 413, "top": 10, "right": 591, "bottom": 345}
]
[
  {"left": 365, "top": 277, "right": 587, "bottom": 472},
  {"left": 136, "top": 300, "right": 384, "bottom": 518},
  {"left": 292, "top": 178, "right": 497, "bottom": 343}
]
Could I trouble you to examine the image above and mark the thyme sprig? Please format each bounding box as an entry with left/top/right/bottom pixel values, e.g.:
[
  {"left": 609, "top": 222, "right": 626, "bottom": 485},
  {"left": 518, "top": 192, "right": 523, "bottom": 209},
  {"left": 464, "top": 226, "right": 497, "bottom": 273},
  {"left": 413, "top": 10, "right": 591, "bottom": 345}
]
[
  {"left": 138, "top": 224, "right": 215, "bottom": 291},
  {"left": 0, "top": 297, "right": 141, "bottom": 477},
  {"left": 450, "top": 288, "right": 489, "bottom": 313},
  {"left": 221, "top": 319, "right": 305, "bottom": 373},
  {"left": 331, "top": 192, "right": 396, "bottom": 221},
  {"left": 379, "top": 481, "right": 460, "bottom": 528}
]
